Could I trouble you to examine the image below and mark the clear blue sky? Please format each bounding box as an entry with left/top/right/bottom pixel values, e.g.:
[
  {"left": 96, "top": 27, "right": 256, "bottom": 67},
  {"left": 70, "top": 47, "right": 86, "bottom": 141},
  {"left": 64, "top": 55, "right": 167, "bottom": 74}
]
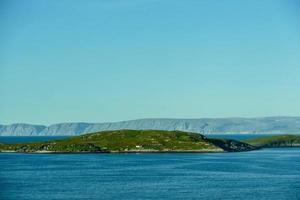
[{"left": 1, "top": 0, "right": 300, "bottom": 125}]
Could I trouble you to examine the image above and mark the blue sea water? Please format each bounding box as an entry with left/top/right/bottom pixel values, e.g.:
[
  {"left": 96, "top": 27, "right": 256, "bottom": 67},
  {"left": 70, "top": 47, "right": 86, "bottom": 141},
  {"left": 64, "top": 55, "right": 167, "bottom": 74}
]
[
  {"left": 0, "top": 136, "right": 68, "bottom": 144},
  {"left": 0, "top": 149, "right": 300, "bottom": 200}
]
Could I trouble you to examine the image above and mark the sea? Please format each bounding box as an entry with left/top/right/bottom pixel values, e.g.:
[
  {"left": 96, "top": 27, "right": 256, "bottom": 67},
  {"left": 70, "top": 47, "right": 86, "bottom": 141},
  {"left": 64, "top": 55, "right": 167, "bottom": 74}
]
[{"left": 0, "top": 135, "right": 299, "bottom": 200}]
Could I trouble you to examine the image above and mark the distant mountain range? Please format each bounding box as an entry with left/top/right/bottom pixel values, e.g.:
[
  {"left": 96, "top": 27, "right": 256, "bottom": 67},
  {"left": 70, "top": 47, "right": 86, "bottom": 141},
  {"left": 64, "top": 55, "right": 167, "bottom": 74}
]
[{"left": 1, "top": 117, "right": 300, "bottom": 136}]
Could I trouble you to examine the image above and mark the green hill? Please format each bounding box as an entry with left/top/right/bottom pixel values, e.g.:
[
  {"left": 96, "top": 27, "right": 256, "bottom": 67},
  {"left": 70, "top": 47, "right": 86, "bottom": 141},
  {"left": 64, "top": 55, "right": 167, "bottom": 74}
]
[
  {"left": 244, "top": 134, "right": 300, "bottom": 148},
  {"left": 0, "top": 130, "right": 256, "bottom": 153}
]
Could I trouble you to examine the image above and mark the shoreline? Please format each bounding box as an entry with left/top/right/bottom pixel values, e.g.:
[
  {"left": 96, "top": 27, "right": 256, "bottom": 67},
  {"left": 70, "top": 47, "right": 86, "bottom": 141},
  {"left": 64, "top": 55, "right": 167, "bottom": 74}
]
[
  {"left": 0, "top": 149, "right": 227, "bottom": 154},
  {"left": 2, "top": 147, "right": 300, "bottom": 154}
]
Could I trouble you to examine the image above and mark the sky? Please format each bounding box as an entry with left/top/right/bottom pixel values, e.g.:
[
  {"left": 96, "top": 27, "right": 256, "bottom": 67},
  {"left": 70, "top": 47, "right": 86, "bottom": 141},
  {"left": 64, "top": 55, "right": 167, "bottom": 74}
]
[{"left": 1, "top": 0, "right": 300, "bottom": 125}]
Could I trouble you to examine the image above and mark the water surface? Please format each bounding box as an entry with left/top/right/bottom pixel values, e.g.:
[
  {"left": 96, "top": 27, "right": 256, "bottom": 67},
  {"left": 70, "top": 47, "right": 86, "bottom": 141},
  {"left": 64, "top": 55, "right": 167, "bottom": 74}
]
[
  {"left": 0, "top": 149, "right": 299, "bottom": 200},
  {"left": 0, "top": 136, "right": 68, "bottom": 144}
]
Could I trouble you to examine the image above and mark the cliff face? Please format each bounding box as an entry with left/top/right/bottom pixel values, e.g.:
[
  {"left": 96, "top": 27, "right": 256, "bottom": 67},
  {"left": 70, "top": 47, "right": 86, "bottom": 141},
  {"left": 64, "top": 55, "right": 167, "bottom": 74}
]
[
  {"left": 1, "top": 117, "right": 300, "bottom": 136},
  {"left": 0, "top": 124, "right": 46, "bottom": 136}
]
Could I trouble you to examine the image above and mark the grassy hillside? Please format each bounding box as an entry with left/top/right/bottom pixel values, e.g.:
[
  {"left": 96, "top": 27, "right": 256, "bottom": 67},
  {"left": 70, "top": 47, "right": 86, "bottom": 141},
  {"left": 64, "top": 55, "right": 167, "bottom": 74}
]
[
  {"left": 244, "top": 134, "right": 300, "bottom": 148},
  {"left": 0, "top": 130, "right": 256, "bottom": 153}
]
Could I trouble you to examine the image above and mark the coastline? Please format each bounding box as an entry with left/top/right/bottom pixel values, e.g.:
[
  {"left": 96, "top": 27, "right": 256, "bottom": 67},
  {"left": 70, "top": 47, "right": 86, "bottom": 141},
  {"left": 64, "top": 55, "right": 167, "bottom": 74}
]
[{"left": 0, "top": 149, "right": 225, "bottom": 154}]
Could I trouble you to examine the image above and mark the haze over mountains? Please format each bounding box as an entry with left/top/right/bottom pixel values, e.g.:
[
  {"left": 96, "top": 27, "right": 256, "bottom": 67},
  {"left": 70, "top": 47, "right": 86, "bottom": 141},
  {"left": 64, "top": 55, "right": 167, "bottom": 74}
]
[{"left": 1, "top": 117, "right": 300, "bottom": 136}]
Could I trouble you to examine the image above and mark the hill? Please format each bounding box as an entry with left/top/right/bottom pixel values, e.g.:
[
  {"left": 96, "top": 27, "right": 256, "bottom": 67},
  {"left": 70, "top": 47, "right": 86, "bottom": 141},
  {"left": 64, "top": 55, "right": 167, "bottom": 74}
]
[
  {"left": 2, "top": 117, "right": 300, "bottom": 136},
  {"left": 0, "top": 130, "right": 256, "bottom": 153},
  {"left": 244, "top": 135, "right": 300, "bottom": 148}
]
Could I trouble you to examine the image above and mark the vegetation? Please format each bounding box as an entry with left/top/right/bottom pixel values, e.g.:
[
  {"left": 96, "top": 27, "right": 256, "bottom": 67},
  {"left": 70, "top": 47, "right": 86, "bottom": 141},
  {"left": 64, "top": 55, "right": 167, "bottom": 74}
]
[
  {"left": 244, "top": 134, "right": 300, "bottom": 148},
  {"left": 0, "top": 130, "right": 256, "bottom": 153}
]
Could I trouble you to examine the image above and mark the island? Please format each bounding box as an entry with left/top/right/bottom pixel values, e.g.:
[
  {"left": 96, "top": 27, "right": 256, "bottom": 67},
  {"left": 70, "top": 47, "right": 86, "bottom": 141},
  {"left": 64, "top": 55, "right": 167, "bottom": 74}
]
[
  {"left": 244, "top": 134, "right": 300, "bottom": 148},
  {"left": 0, "top": 130, "right": 256, "bottom": 153}
]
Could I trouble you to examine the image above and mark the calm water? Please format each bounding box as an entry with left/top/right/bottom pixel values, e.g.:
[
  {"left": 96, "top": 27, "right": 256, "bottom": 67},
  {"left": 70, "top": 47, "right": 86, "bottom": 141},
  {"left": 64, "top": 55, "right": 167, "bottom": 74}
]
[
  {"left": 1, "top": 149, "right": 300, "bottom": 200},
  {"left": 0, "top": 136, "right": 68, "bottom": 144}
]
